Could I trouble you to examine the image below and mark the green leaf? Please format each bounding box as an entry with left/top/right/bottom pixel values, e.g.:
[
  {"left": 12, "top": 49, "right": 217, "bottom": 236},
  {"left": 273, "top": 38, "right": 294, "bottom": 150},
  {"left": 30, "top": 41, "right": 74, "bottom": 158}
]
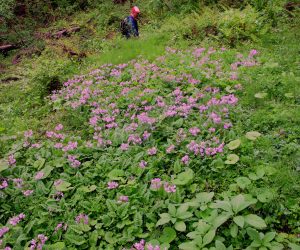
[
  {"left": 107, "top": 169, "right": 125, "bottom": 180},
  {"left": 175, "top": 221, "right": 186, "bottom": 232},
  {"left": 187, "top": 231, "right": 202, "bottom": 239},
  {"left": 254, "top": 92, "right": 267, "bottom": 99},
  {"left": 70, "top": 224, "right": 91, "bottom": 234},
  {"left": 158, "top": 227, "right": 176, "bottom": 244},
  {"left": 55, "top": 180, "right": 72, "bottom": 192},
  {"left": 46, "top": 242, "right": 66, "bottom": 250},
  {"left": 215, "top": 240, "right": 227, "bottom": 250},
  {"left": 225, "top": 154, "right": 239, "bottom": 164},
  {"left": 211, "top": 200, "right": 232, "bottom": 213},
  {"left": 196, "top": 192, "right": 214, "bottom": 204},
  {"left": 65, "top": 234, "right": 86, "bottom": 245},
  {"left": 179, "top": 242, "right": 198, "bottom": 250},
  {"left": 231, "top": 194, "right": 257, "bottom": 214},
  {"left": 212, "top": 213, "right": 231, "bottom": 228},
  {"left": 233, "top": 216, "right": 244, "bottom": 228},
  {"left": 156, "top": 213, "right": 172, "bottom": 227},
  {"left": 257, "top": 190, "right": 275, "bottom": 203},
  {"left": 247, "top": 228, "right": 261, "bottom": 241},
  {"left": 230, "top": 223, "right": 238, "bottom": 238},
  {"left": 288, "top": 243, "right": 300, "bottom": 250},
  {"left": 78, "top": 185, "right": 97, "bottom": 193},
  {"left": 245, "top": 131, "right": 261, "bottom": 140},
  {"left": 89, "top": 231, "right": 98, "bottom": 246},
  {"left": 104, "top": 232, "right": 116, "bottom": 244},
  {"left": 0, "top": 159, "right": 9, "bottom": 172},
  {"left": 236, "top": 177, "right": 251, "bottom": 189},
  {"left": 244, "top": 214, "right": 267, "bottom": 229},
  {"left": 173, "top": 118, "right": 184, "bottom": 128},
  {"left": 176, "top": 204, "right": 193, "bottom": 220},
  {"left": 203, "top": 229, "right": 216, "bottom": 246},
  {"left": 263, "top": 232, "right": 276, "bottom": 243},
  {"left": 227, "top": 139, "right": 241, "bottom": 150},
  {"left": 39, "top": 165, "right": 54, "bottom": 179},
  {"left": 173, "top": 168, "right": 194, "bottom": 185},
  {"left": 33, "top": 158, "right": 46, "bottom": 169},
  {"left": 168, "top": 204, "right": 176, "bottom": 217}
]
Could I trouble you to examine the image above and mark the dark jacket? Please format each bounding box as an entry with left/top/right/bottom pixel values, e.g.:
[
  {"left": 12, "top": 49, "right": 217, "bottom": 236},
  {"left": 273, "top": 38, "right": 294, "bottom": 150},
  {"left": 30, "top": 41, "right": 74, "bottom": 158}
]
[{"left": 125, "top": 16, "right": 139, "bottom": 38}]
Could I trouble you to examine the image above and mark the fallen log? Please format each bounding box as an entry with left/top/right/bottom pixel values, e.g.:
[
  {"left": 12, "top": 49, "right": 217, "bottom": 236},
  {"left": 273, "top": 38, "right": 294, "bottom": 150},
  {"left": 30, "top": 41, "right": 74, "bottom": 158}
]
[
  {"left": 52, "top": 26, "right": 80, "bottom": 39},
  {"left": 0, "top": 44, "right": 17, "bottom": 55}
]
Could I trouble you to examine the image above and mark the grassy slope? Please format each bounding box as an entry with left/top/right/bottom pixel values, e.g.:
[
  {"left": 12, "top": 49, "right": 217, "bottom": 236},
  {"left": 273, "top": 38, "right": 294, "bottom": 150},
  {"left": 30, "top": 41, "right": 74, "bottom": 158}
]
[{"left": 0, "top": 5, "right": 299, "bottom": 236}]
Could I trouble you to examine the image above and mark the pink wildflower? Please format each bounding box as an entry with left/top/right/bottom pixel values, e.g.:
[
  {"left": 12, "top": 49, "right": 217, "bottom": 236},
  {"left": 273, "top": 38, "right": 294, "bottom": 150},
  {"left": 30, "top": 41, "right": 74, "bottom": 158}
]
[
  {"left": 118, "top": 195, "right": 129, "bottom": 203},
  {"left": 139, "top": 160, "right": 147, "bottom": 169},
  {"left": 181, "top": 155, "right": 190, "bottom": 165},
  {"left": 150, "top": 178, "right": 162, "bottom": 189},
  {"left": 0, "top": 227, "right": 9, "bottom": 238},
  {"left": 0, "top": 180, "right": 8, "bottom": 189},
  {"left": 189, "top": 127, "right": 200, "bottom": 136},
  {"left": 164, "top": 183, "right": 176, "bottom": 193},
  {"left": 9, "top": 213, "right": 25, "bottom": 226},
  {"left": 55, "top": 124, "right": 63, "bottom": 131},
  {"left": 8, "top": 154, "right": 16, "bottom": 166},
  {"left": 24, "top": 130, "right": 33, "bottom": 138},
  {"left": 35, "top": 171, "right": 44, "bottom": 180},
  {"left": 120, "top": 143, "right": 129, "bottom": 151},
  {"left": 147, "top": 147, "right": 157, "bottom": 156},
  {"left": 23, "top": 190, "right": 34, "bottom": 196},
  {"left": 166, "top": 145, "right": 175, "bottom": 154},
  {"left": 75, "top": 214, "right": 89, "bottom": 224},
  {"left": 107, "top": 181, "right": 119, "bottom": 189}
]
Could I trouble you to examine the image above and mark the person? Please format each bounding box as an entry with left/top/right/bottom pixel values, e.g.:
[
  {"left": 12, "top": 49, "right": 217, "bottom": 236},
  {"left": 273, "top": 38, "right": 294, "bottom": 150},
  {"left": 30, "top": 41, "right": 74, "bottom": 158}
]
[{"left": 121, "top": 6, "right": 140, "bottom": 39}]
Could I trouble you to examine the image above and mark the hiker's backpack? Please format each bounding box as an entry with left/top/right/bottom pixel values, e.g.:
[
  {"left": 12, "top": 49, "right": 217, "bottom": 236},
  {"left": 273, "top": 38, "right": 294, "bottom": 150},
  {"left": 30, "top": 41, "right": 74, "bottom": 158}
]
[{"left": 120, "top": 17, "right": 130, "bottom": 36}]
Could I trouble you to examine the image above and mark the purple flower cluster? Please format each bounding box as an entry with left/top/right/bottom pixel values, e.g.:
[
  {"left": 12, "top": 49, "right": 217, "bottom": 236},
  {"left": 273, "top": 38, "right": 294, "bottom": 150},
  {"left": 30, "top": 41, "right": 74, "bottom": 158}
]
[
  {"left": 9, "top": 213, "right": 25, "bottom": 226},
  {"left": 29, "top": 234, "right": 48, "bottom": 250}
]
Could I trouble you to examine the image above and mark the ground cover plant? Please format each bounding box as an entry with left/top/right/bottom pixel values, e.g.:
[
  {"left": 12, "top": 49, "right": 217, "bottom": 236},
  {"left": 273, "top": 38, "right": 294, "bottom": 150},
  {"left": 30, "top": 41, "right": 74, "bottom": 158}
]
[{"left": 1, "top": 43, "right": 300, "bottom": 249}]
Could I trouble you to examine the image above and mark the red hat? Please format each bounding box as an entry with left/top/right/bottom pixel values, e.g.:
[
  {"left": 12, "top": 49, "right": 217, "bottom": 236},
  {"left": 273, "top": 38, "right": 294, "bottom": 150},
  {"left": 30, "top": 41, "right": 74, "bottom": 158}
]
[{"left": 131, "top": 6, "right": 140, "bottom": 15}]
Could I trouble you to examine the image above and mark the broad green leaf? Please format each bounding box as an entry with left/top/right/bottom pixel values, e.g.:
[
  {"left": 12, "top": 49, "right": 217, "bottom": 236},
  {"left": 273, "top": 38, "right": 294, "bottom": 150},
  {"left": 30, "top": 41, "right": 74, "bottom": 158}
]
[
  {"left": 254, "top": 92, "right": 267, "bottom": 99},
  {"left": 227, "top": 139, "right": 241, "bottom": 150},
  {"left": 158, "top": 227, "right": 176, "bottom": 244},
  {"left": 284, "top": 93, "right": 294, "bottom": 98},
  {"left": 70, "top": 224, "right": 91, "bottom": 234},
  {"left": 89, "top": 231, "right": 98, "bottom": 246},
  {"left": 33, "top": 158, "right": 46, "bottom": 169},
  {"left": 244, "top": 214, "right": 267, "bottom": 229},
  {"left": 168, "top": 204, "right": 176, "bottom": 217},
  {"left": 203, "top": 229, "right": 216, "bottom": 246},
  {"left": 46, "top": 242, "right": 66, "bottom": 250},
  {"left": 104, "top": 232, "right": 116, "bottom": 244},
  {"left": 257, "top": 190, "right": 275, "bottom": 203},
  {"left": 156, "top": 213, "right": 172, "bottom": 227},
  {"left": 107, "top": 169, "right": 125, "bottom": 180},
  {"left": 78, "top": 185, "right": 97, "bottom": 193},
  {"left": 245, "top": 131, "right": 261, "bottom": 140},
  {"left": 55, "top": 181, "right": 72, "bottom": 192},
  {"left": 179, "top": 242, "right": 198, "bottom": 250},
  {"left": 173, "top": 168, "right": 194, "bottom": 185},
  {"left": 175, "top": 221, "right": 186, "bottom": 232},
  {"left": 211, "top": 200, "right": 232, "bottom": 213},
  {"left": 288, "top": 243, "right": 300, "bottom": 250},
  {"left": 39, "top": 165, "right": 54, "bottom": 179},
  {"left": 215, "top": 240, "right": 227, "bottom": 250},
  {"left": 212, "top": 213, "right": 231, "bottom": 228},
  {"left": 176, "top": 204, "right": 193, "bottom": 220},
  {"left": 233, "top": 216, "right": 244, "bottom": 228},
  {"left": 231, "top": 194, "right": 256, "bottom": 214},
  {"left": 187, "top": 231, "right": 202, "bottom": 239},
  {"left": 65, "top": 234, "right": 86, "bottom": 245},
  {"left": 236, "top": 177, "right": 251, "bottom": 189},
  {"left": 225, "top": 154, "right": 239, "bottom": 164},
  {"left": 196, "top": 192, "right": 214, "bottom": 204},
  {"left": 0, "top": 159, "right": 9, "bottom": 172},
  {"left": 263, "top": 232, "right": 276, "bottom": 243},
  {"left": 247, "top": 228, "right": 261, "bottom": 241},
  {"left": 230, "top": 223, "right": 238, "bottom": 238}
]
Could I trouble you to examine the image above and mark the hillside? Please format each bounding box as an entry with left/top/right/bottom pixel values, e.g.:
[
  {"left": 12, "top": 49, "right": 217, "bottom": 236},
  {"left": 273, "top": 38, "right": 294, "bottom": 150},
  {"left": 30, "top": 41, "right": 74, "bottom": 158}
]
[{"left": 0, "top": 1, "right": 300, "bottom": 249}]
